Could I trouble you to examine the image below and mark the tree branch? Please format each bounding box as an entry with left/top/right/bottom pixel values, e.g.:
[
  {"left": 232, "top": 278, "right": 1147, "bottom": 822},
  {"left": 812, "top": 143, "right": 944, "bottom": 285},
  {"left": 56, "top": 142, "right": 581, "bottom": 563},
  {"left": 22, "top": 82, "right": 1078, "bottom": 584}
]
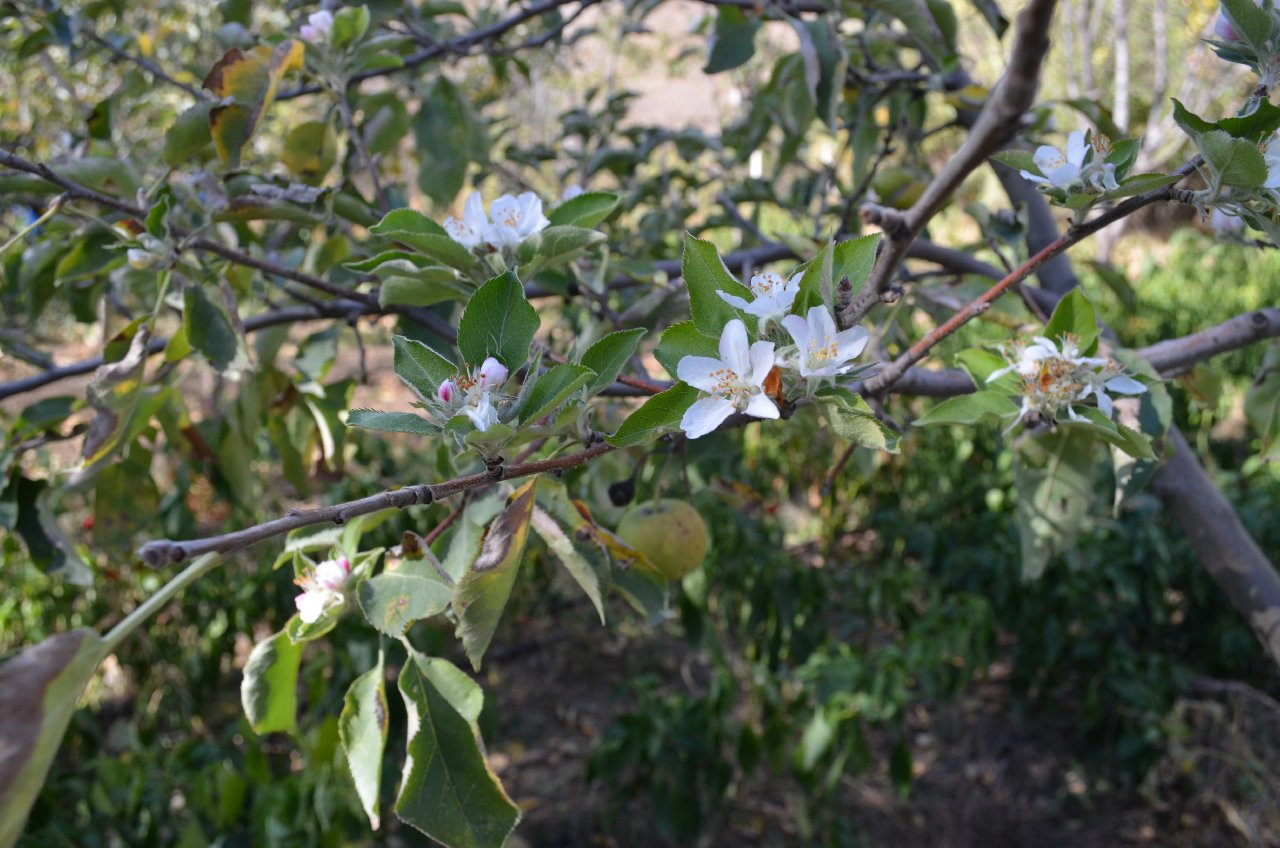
[
  {"left": 83, "top": 30, "right": 208, "bottom": 100},
  {"left": 1152, "top": 427, "right": 1280, "bottom": 669},
  {"left": 135, "top": 442, "right": 613, "bottom": 566},
  {"left": 838, "top": 0, "right": 1059, "bottom": 327}
]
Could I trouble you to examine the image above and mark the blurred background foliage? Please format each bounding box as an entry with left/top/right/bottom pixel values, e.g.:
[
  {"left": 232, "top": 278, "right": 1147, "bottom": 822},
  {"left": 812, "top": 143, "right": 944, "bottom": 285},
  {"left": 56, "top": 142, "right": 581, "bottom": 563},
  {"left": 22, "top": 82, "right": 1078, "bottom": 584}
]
[{"left": 3, "top": 0, "right": 1280, "bottom": 844}]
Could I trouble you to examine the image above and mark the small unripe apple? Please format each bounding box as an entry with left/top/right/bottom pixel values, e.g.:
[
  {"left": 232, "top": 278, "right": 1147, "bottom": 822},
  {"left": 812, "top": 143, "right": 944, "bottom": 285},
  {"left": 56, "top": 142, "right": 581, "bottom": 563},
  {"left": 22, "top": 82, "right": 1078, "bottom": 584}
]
[
  {"left": 870, "top": 165, "right": 927, "bottom": 210},
  {"left": 616, "top": 499, "right": 710, "bottom": 581}
]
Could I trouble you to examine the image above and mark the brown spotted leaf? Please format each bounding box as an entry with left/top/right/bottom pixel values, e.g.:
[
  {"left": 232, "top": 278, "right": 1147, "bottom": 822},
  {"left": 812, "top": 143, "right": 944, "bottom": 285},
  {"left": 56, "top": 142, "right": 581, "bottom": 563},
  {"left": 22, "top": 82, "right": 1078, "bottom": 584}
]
[{"left": 451, "top": 480, "right": 537, "bottom": 670}]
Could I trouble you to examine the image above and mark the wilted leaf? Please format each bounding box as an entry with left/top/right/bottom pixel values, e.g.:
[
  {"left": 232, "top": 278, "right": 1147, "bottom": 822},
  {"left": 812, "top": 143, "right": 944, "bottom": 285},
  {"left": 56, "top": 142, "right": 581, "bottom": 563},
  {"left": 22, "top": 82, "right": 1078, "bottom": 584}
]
[
  {"left": 340, "top": 652, "right": 389, "bottom": 830},
  {"left": 241, "top": 629, "right": 302, "bottom": 735}
]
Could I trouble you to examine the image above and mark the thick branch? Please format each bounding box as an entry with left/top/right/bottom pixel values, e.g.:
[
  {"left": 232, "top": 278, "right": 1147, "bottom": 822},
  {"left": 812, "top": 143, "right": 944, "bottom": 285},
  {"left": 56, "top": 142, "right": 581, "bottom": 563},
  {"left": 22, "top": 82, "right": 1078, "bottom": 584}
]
[
  {"left": 839, "top": 0, "right": 1059, "bottom": 327},
  {"left": 1152, "top": 427, "right": 1280, "bottom": 668}
]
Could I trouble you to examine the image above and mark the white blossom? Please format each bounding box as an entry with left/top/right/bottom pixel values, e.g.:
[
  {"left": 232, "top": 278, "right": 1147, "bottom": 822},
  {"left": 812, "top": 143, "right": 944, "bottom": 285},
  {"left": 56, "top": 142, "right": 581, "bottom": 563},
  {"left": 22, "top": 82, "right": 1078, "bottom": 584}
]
[
  {"left": 677, "top": 319, "right": 779, "bottom": 439},
  {"left": 433, "top": 358, "right": 509, "bottom": 432},
  {"left": 1020, "top": 130, "right": 1118, "bottom": 193},
  {"left": 294, "top": 555, "right": 350, "bottom": 624},
  {"left": 780, "top": 305, "right": 870, "bottom": 379},
  {"left": 444, "top": 191, "right": 550, "bottom": 252},
  {"left": 300, "top": 10, "right": 333, "bottom": 42},
  {"left": 717, "top": 271, "right": 801, "bottom": 326},
  {"left": 989, "top": 334, "right": 1146, "bottom": 423},
  {"left": 1262, "top": 135, "right": 1280, "bottom": 189}
]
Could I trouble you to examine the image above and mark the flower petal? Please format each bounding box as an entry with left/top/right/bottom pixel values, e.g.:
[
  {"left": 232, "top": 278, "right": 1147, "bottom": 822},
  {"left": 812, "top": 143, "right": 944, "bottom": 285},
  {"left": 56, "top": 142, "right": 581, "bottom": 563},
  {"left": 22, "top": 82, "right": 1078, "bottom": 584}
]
[
  {"left": 744, "top": 393, "right": 780, "bottom": 420},
  {"left": 781, "top": 314, "right": 811, "bottom": 350},
  {"left": 295, "top": 591, "right": 328, "bottom": 624},
  {"left": 681, "top": 396, "right": 736, "bottom": 439},
  {"left": 717, "top": 291, "right": 751, "bottom": 310},
  {"left": 1104, "top": 375, "right": 1147, "bottom": 395},
  {"left": 718, "top": 319, "right": 751, "bottom": 377},
  {"left": 677, "top": 355, "right": 730, "bottom": 392},
  {"left": 833, "top": 326, "right": 870, "bottom": 361},
  {"left": 1066, "top": 131, "right": 1088, "bottom": 166},
  {"left": 747, "top": 340, "right": 776, "bottom": 386}
]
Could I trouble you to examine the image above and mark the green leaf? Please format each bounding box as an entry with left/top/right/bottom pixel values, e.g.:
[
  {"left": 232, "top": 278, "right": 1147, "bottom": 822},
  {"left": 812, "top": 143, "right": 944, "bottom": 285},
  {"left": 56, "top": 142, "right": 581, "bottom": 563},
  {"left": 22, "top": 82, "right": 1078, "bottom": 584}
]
[
  {"left": 1171, "top": 98, "right": 1216, "bottom": 140},
  {"left": 0, "top": 629, "right": 105, "bottom": 848},
  {"left": 1099, "top": 172, "right": 1180, "bottom": 200},
  {"left": 654, "top": 321, "right": 719, "bottom": 380},
  {"left": 340, "top": 652, "right": 389, "bottom": 830},
  {"left": 1218, "top": 100, "right": 1280, "bottom": 140},
  {"left": 416, "top": 654, "right": 485, "bottom": 726},
  {"left": 816, "top": 386, "right": 900, "bottom": 452},
  {"left": 1066, "top": 407, "right": 1155, "bottom": 461},
  {"left": 1221, "top": 0, "right": 1273, "bottom": 52},
  {"left": 370, "top": 209, "right": 476, "bottom": 270},
  {"left": 955, "top": 348, "right": 1014, "bottom": 392},
  {"left": 163, "top": 101, "right": 214, "bottom": 166},
  {"left": 547, "top": 191, "right": 620, "bottom": 227},
  {"left": 968, "top": 0, "right": 1008, "bottom": 37},
  {"left": 378, "top": 275, "right": 470, "bottom": 309},
  {"left": 282, "top": 120, "right": 338, "bottom": 184},
  {"left": 537, "top": 480, "right": 614, "bottom": 621},
  {"left": 358, "top": 573, "right": 453, "bottom": 637},
  {"left": 1013, "top": 427, "right": 1095, "bottom": 581},
  {"left": 608, "top": 383, "right": 700, "bottom": 447},
  {"left": 913, "top": 391, "right": 1021, "bottom": 426},
  {"left": 519, "top": 363, "right": 595, "bottom": 424},
  {"left": 413, "top": 77, "right": 486, "bottom": 205},
  {"left": 348, "top": 409, "right": 440, "bottom": 436},
  {"left": 1199, "top": 129, "right": 1269, "bottom": 188},
  {"left": 862, "top": 0, "right": 953, "bottom": 63},
  {"left": 241, "top": 629, "right": 302, "bottom": 735},
  {"left": 682, "top": 234, "right": 747, "bottom": 337},
  {"left": 331, "top": 5, "right": 372, "bottom": 49},
  {"left": 184, "top": 285, "right": 241, "bottom": 373},
  {"left": 795, "top": 240, "right": 834, "bottom": 313},
  {"left": 392, "top": 335, "right": 456, "bottom": 400},
  {"left": 581, "top": 328, "right": 647, "bottom": 395},
  {"left": 704, "top": 6, "right": 761, "bottom": 73},
  {"left": 1043, "top": 288, "right": 1100, "bottom": 353},
  {"left": 1086, "top": 260, "right": 1137, "bottom": 312},
  {"left": 990, "top": 149, "right": 1040, "bottom": 175},
  {"left": 832, "top": 234, "right": 879, "bottom": 298},
  {"left": 1245, "top": 343, "right": 1280, "bottom": 458},
  {"left": 457, "top": 271, "right": 539, "bottom": 369},
  {"left": 395, "top": 653, "right": 520, "bottom": 848},
  {"left": 452, "top": 481, "right": 537, "bottom": 670},
  {"left": 515, "top": 225, "right": 605, "bottom": 266}
]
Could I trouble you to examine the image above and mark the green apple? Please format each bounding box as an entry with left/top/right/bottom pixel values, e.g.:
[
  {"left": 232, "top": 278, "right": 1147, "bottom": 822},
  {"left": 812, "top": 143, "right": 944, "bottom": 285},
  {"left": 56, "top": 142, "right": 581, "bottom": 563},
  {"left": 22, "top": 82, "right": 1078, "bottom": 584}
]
[{"left": 616, "top": 499, "right": 710, "bottom": 581}]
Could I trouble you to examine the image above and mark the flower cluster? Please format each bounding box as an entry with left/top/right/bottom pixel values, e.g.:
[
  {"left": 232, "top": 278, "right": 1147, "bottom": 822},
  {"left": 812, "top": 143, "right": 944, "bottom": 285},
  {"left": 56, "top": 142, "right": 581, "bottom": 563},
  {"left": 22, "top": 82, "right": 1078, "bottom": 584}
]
[
  {"left": 989, "top": 334, "right": 1147, "bottom": 423},
  {"left": 1021, "top": 130, "right": 1118, "bottom": 193},
  {"left": 294, "top": 555, "right": 350, "bottom": 624},
  {"left": 678, "top": 305, "right": 869, "bottom": 439},
  {"left": 444, "top": 191, "right": 550, "bottom": 253},
  {"left": 434, "top": 357, "right": 509, "bottom": 432}
]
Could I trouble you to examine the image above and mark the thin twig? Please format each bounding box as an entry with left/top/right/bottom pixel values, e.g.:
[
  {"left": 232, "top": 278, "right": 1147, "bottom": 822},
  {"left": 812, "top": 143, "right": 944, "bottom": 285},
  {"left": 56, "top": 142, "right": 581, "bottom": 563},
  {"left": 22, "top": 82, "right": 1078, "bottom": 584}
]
[{"left": 83, "top": 30, "right": 208, "bottom": 100}]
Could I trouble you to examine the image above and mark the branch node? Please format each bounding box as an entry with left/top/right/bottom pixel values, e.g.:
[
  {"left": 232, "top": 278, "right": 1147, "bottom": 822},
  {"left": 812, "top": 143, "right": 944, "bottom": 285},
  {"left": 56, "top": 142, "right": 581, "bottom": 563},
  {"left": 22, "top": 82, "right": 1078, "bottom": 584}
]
[
  {"left": 485, "top": 457, "right": 507, "bottom": 480},
  {"left": 860, "top": 204, "right": 910, "bottom": 240},
  {"left": 880, "top": 285, "right": 904, "bottom": 305}
]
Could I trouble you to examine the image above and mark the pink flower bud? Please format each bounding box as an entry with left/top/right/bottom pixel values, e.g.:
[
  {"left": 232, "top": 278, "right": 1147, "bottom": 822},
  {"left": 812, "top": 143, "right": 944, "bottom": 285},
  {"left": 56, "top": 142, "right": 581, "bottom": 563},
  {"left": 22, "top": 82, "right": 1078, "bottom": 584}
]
[
  {"left": 438, "top": 379, "right": 459, "bottom": 404},
  {"left": 337, "top": 556, "right": 351, "bottom": 573},
  {"left": 1216, "top": 12, "right": 1239, "bottom": 41},
  {"left": 478, "top": 357, "right": 508, "bottom": 389}
]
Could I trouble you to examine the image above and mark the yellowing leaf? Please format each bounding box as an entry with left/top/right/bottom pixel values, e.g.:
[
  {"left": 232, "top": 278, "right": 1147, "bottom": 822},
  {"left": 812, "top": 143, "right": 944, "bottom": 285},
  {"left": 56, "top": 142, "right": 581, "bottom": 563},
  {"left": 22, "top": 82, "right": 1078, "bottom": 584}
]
[{"left": 204, "top": 40, "right": 305, "bottom": 166}]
